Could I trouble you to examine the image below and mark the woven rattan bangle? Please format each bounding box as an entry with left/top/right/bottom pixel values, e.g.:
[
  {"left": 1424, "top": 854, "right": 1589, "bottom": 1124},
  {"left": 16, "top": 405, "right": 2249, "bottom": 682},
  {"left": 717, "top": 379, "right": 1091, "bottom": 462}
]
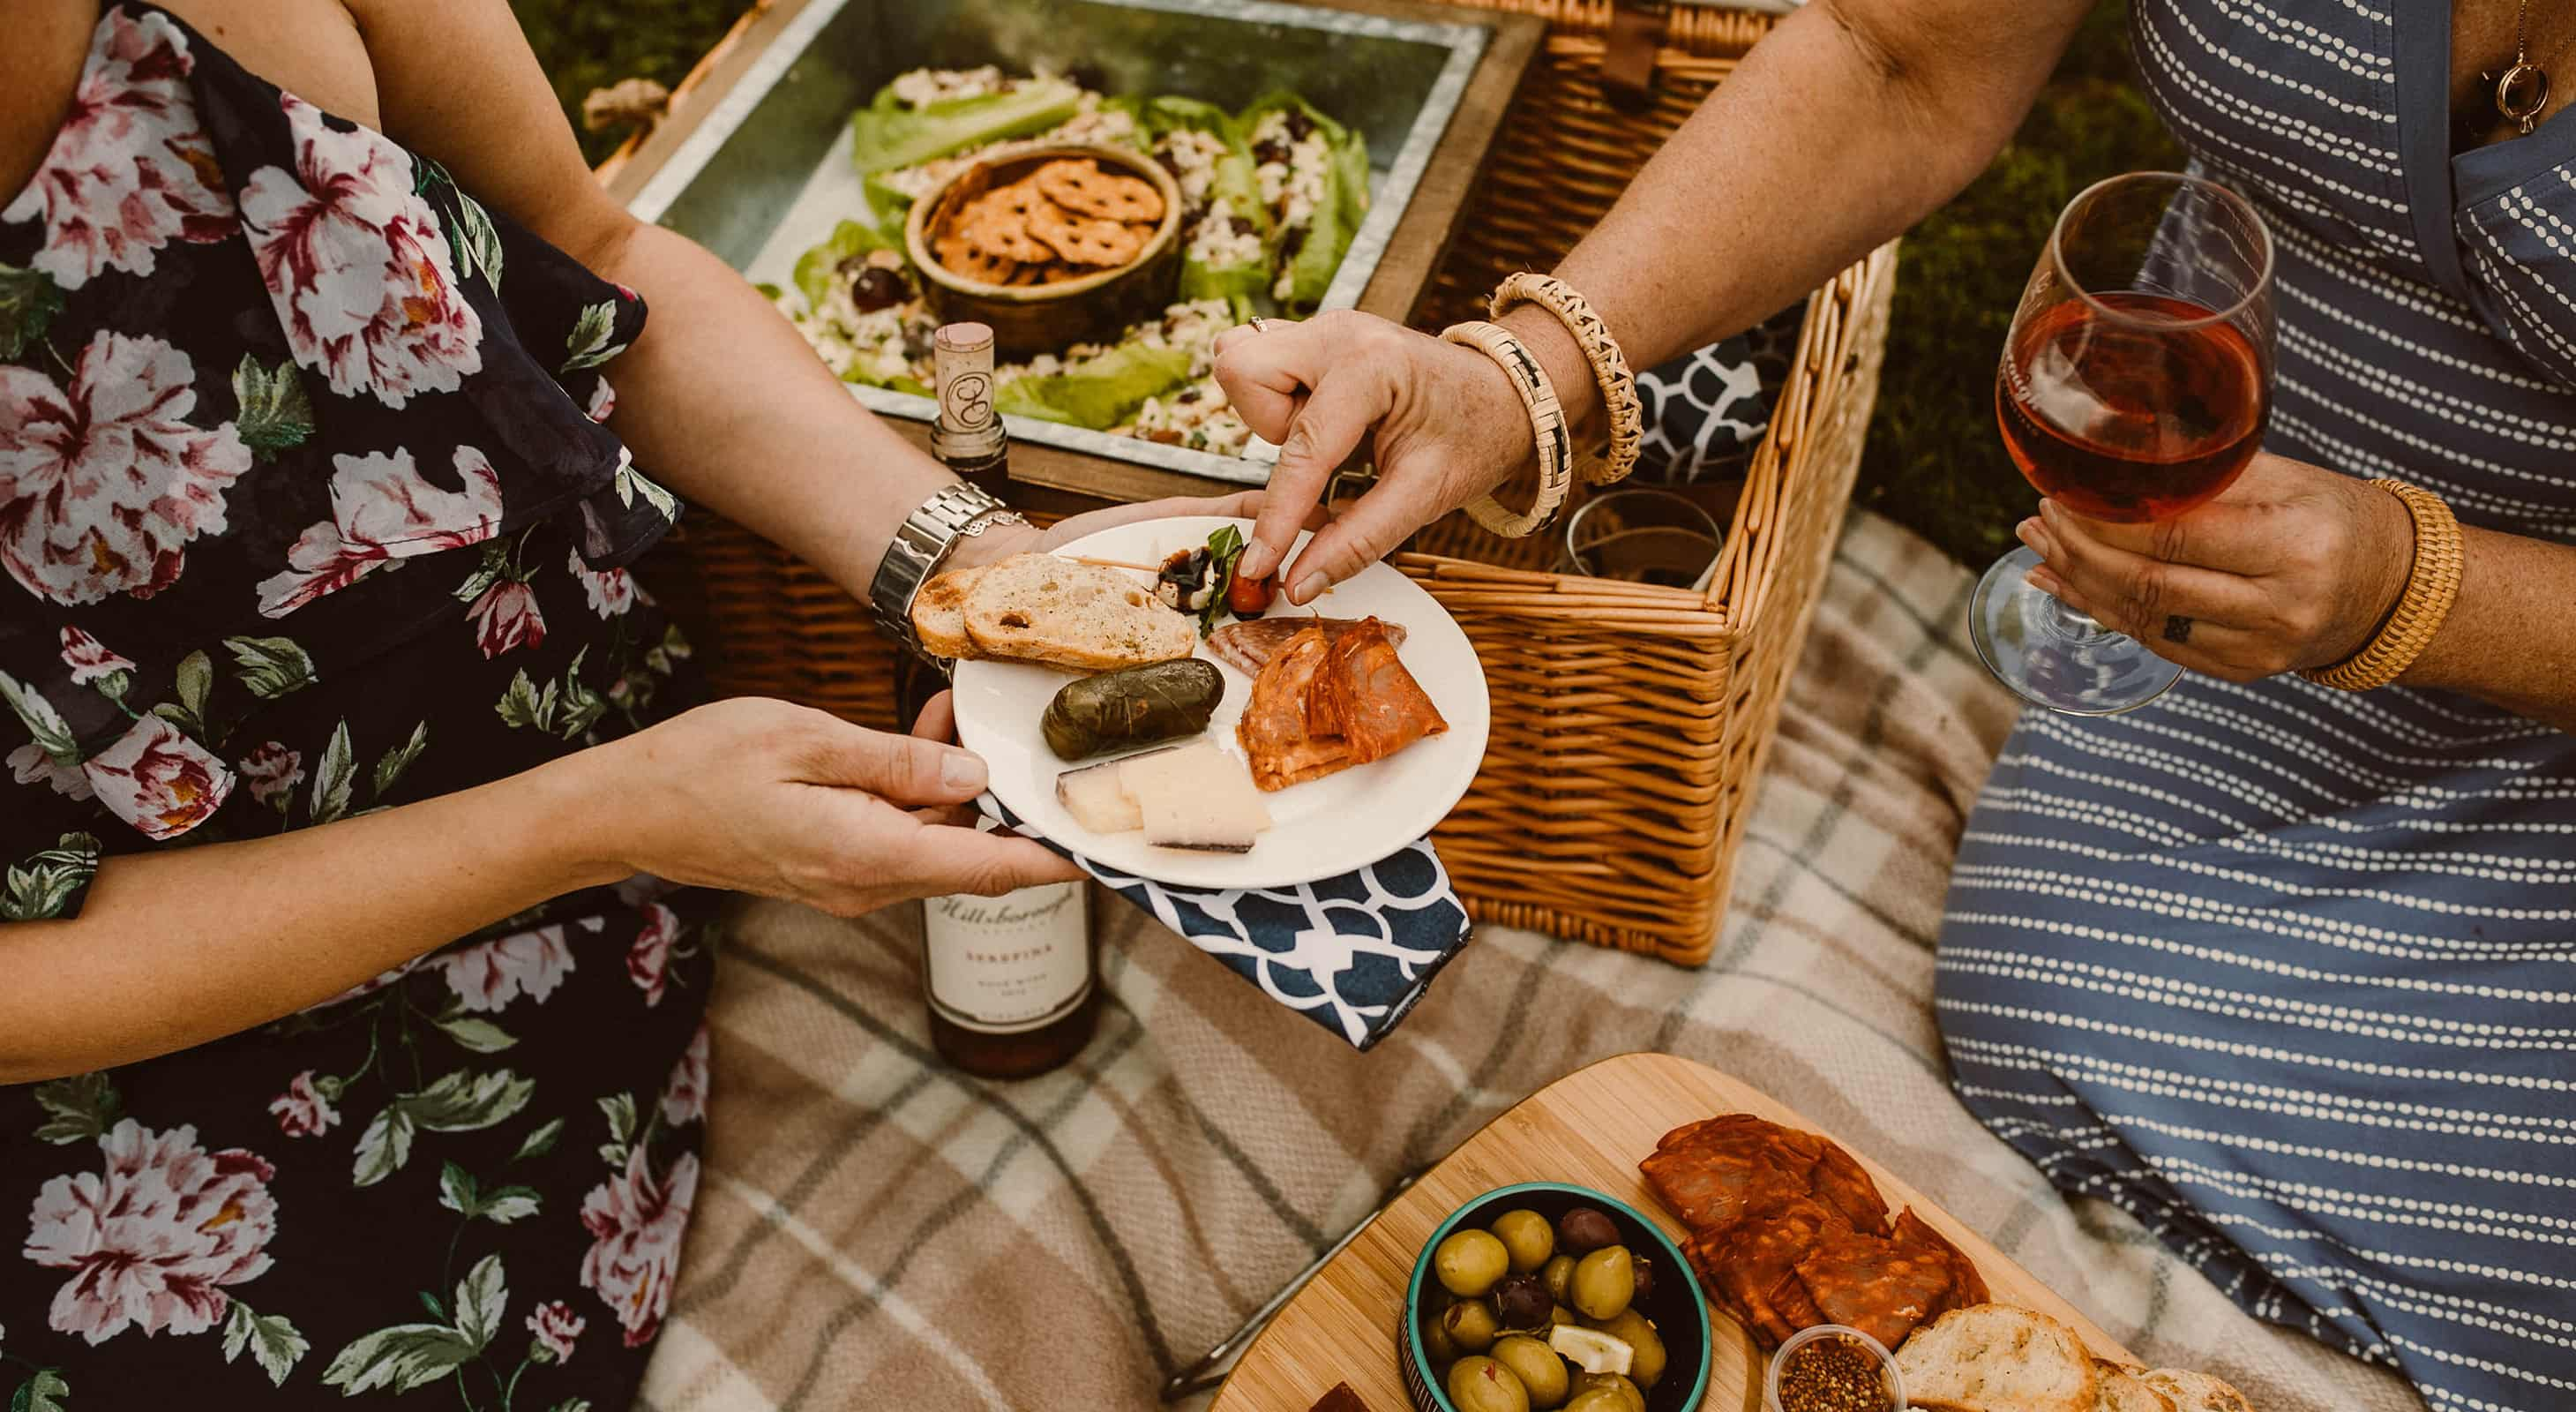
[
  {"left": 1489, "top": 272, "right": 1643, "bottom": 485},
  {"left": 2300, "top": 477, "right": 2463, "bottom": 692},
  {"left": 1442, "top": 319, "right": 1572, "bottom": 538}
]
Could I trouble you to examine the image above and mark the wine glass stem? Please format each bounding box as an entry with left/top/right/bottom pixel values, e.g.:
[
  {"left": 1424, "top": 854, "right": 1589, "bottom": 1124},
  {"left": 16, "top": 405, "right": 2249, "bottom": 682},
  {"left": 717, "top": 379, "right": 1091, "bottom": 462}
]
[{"left": 2043, "top": 592, "right": 2121, "bottom": 643}]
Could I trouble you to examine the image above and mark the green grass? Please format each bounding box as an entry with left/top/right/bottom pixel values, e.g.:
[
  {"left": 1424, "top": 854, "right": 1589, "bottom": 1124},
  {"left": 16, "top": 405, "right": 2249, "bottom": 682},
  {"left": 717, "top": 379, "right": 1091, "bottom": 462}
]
[{"left": 513, "top": 0, "right": 2177, "bottom": 567}]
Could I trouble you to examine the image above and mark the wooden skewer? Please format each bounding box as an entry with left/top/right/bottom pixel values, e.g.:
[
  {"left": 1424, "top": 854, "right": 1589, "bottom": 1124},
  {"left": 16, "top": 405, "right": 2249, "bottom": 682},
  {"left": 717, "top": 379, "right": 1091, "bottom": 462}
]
[{"left": 1063, "top": 554, "right": 1162, "bottom": 574}]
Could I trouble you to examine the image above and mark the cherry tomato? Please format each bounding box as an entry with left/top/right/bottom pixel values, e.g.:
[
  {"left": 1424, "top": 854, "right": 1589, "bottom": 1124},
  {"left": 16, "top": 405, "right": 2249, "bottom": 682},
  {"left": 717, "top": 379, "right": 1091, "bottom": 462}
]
[{"left": 1226, "top": 570, "right": 1275, "bottom": 616}]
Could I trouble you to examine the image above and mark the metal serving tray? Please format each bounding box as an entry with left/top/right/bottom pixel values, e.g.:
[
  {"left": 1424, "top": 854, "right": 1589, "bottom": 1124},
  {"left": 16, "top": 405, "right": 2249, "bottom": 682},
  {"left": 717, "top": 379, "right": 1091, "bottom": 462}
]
[{"left": 625, "top": 0, "right": 1491, "bottom": 488}]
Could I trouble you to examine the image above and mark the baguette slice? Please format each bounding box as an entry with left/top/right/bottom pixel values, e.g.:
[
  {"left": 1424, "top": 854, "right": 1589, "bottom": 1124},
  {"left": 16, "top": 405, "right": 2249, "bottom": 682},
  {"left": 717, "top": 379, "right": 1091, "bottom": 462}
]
[
  {"left": 963, "top": 552, "right": 1195, "bottom": 672},
  {"left": 1894, "top": 1303, "right": 2099, "bottom": 1412},
  {"left": 2137, "top": 1370, "right": 2252, "bottom": 1412},
  {"left": 912, "top": 565, "right": 986, "bottom": 660},
  {"left": 2096, "top": 1367, "right": 2180, "bottom": 1412}
]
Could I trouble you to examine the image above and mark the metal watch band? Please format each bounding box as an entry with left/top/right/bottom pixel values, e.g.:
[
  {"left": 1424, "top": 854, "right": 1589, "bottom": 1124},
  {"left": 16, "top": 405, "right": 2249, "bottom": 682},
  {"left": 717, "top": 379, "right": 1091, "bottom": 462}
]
[{"left": 865, "top": 482, "right": 1027, "bottom": 657}]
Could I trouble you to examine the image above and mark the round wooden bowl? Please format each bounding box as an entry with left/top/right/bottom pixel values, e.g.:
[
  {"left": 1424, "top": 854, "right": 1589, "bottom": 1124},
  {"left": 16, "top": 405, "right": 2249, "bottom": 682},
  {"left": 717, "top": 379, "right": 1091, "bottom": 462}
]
[
  {"left": 903, "top": 142, "right": 1183, "bottom": 356},
  {"left": 1400, "top": 1183, "right": 1714, "bottom": 1412}
]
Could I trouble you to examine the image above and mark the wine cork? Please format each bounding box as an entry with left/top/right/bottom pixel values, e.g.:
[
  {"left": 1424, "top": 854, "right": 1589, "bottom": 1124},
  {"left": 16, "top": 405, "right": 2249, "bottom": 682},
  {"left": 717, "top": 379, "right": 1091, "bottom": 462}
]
[{"left": 933, "top": 322, "right": 997, "bottom": 434}]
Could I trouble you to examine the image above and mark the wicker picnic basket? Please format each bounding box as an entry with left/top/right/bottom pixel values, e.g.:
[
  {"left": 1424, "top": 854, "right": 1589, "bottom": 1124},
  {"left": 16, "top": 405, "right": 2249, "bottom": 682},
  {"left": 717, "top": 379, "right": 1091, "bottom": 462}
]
[{"left": 610, "top": 0, "right": 1896, "bottom": 965}]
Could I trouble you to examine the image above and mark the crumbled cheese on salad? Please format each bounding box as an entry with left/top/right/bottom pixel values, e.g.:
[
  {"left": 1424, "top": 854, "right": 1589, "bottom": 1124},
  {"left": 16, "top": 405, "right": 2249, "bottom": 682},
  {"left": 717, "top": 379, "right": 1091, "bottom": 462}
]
[
  {"left": 1187, "top": 213, "right": 1263, "bottom": 267},
  {"left": 1249, "top": 110, "right": 1332, "bottom": 230},
  {"left": 888, "top": 66, "right": 1013, "bottom": 108},
  {"left": 1118, "top": 382, "right": 1257, "bottom": 455},
  {"left": 1157, "top": 127, "right": 1231, "bottom": 208}
]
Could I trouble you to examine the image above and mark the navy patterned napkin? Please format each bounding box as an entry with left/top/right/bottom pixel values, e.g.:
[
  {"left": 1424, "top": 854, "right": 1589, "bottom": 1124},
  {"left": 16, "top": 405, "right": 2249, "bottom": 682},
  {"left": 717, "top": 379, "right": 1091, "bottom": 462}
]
[
  {"left": 977, "top": 795, "right": 1472, "bottom": 1051},
  {"left": 1632, "top": 302, "right": 1805, "bottom": 485}
]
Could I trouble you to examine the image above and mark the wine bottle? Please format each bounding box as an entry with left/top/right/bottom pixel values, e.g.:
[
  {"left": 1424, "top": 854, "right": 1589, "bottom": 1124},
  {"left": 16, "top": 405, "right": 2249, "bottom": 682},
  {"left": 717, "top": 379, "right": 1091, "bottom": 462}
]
[{"left": 917, "top": 319, "right": 1098, "bottom": 1079}]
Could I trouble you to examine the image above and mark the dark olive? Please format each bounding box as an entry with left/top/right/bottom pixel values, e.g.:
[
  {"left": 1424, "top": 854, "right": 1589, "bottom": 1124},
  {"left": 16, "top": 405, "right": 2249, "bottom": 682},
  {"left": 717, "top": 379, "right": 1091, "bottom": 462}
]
[
  {"left": 1555, "top": 1205, "right": 1621, "bottom": 1256},
  {"left": 1630, "top": 1253, "right": 1657, "bottom": 1303},
  {"left": 845, "top": 266, "right": 908, "bottom": 312},
  {"left": 1491, "top": 1273, "right": 1554, "bottom": 1331}
]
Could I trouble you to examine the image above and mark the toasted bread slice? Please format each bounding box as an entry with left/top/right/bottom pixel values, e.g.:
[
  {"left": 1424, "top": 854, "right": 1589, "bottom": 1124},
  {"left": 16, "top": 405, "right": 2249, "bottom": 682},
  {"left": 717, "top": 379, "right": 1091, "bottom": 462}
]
[
  {"left": 2096, "top": 1368, "right": 2180, "bottom": 1412},
  {"left": 963, "top": 552, "right": 1194, "bottom": 672},
  {"left": 2137, "top": 1370, "right": 2251, "bottom": 1412},
  {"left": 1894, "top": 1303, "right": 2099, "bottom": 1412},
  {"left": 912, "top": 565, "right": 986, "bottom": 660}
]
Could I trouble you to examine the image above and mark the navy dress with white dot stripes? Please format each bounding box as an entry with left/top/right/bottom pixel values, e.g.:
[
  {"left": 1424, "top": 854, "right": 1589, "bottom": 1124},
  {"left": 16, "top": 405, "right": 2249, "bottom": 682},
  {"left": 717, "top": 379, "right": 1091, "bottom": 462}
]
[{"left": 1936, "top": 3, "right": 2576, "bottom": 1408}]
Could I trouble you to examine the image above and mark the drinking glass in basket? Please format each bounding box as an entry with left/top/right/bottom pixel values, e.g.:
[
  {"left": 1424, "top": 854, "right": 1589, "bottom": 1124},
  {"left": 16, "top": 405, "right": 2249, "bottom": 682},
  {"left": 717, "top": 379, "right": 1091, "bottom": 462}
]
[{"left": 1971, "top": 170, "right": 2276, "bottom": 715}]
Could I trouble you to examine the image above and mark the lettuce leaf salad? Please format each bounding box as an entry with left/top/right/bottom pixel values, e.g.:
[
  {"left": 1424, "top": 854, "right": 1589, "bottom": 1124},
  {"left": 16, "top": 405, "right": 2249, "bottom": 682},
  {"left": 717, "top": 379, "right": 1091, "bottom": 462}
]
[{"left": 772, "top": 66, "right": 1374, "bottom": 457}]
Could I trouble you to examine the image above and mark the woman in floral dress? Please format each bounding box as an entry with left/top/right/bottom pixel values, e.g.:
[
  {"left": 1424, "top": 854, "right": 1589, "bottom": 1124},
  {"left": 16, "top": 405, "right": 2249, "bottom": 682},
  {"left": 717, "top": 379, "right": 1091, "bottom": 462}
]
[{"left": 0, "top": 4, "right": 1247, "bottom": 1407}]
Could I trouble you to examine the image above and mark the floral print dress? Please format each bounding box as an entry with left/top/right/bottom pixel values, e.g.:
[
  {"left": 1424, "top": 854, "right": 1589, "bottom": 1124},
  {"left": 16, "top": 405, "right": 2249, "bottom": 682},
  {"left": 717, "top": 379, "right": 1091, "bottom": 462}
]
[{"left": 1, "top": 7, "right": 719, "bottom": 1408}]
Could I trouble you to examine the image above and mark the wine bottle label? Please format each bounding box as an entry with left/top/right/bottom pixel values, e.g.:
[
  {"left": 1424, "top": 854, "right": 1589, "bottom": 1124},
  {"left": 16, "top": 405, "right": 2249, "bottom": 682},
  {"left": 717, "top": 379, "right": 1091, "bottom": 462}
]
[{"left": 922, "top": 881, "right": 1090, "bottom": 1034}]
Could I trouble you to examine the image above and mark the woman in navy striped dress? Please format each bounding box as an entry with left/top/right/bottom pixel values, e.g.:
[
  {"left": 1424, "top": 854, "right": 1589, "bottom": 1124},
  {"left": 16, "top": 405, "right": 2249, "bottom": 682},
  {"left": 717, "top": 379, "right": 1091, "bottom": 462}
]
[{"left": 1210, "top": 1, "right": 2576, "bottom": 1406}]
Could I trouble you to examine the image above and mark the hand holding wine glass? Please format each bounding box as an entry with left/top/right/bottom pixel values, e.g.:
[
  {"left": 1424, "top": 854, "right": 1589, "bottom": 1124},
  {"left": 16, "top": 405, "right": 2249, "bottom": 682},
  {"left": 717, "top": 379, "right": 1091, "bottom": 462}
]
[
  {"left": 2011, "top": 451, "right": 2418, "bottom": 684},
  {"left": 1972, "top": 171, "right": 2279, "bottom": 713}
]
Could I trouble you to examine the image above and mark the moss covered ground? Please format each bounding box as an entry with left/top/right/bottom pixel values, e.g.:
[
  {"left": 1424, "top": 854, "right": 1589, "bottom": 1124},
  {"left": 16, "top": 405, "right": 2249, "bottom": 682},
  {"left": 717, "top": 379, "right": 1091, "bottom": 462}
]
[{"left": 513, "top": 0, "right": 2177, "bottom": 567}]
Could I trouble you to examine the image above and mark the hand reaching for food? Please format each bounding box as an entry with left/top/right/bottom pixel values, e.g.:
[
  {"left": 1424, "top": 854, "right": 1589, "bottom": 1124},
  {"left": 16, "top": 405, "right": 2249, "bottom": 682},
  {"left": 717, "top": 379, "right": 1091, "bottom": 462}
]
[
  {"left": 592, "top": 695, "right": 1079, "bottom": 913},
  {"left": 1213, "top": 311, "right": 1545, "bottom": 603}
]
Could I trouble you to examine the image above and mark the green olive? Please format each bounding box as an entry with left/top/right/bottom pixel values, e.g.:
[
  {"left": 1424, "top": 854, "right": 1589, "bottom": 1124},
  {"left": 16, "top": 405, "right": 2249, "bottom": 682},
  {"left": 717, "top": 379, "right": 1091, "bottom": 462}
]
[
  {"left": 1570, "top": 1246, "right": 1636, "bottom": 1321},
  {"left": 1489, "top": 1334, "right": 1571, "bottom": 1409},
  {"left": 1435, "top": 1229, "right": 1512, "bottom": 1298},
  {"left": 1540, "top": 1253, "right": 1577, "bottom": 1306},
  {"left": 1587, "top": 1310, "right": 1666, "bottom": 1389},
  {"left": 1547, "top": 1303, "right": 1576, "bottom": 1328},
  {"left": 1447, "top": 1356, "right": 1531, "bottom": 1412},
  {"left": 1561, "top": 1391, "right": 1627, "bottom": 1412},
  {"left": 1421, "top": 1305, "right": 1461, "bottom": 1363},
  {"left": 1442, "top": 1298, "right": 1501, "bottom": 1354},
  {"left": 1571, "top": 1373, "right": 1646, "bottom": 1412},
  {"left": 1489, "top": 1208, "right": 1556, "bottom": 1274}
]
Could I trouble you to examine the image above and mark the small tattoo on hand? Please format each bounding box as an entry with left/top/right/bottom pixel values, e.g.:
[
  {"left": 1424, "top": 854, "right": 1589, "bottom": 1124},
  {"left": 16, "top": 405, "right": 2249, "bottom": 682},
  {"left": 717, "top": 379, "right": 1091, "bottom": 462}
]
[{"left": 2162, "top": 614, "right": 2193, "bottom": 644}]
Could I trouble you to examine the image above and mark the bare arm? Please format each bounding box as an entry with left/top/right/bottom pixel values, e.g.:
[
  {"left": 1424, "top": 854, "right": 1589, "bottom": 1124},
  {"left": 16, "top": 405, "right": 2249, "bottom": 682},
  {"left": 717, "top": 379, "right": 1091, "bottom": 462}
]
[
  {"left": 0, "top": 691, "right": 1093, "bottom": 1085},
  {"left": 1, "top": 755, "right": 613, "bottom": 1083},
  {"left": 1220, "top": 0, "right": 2094, "bottom": 592},
  {"left": 2405, "top": 529, "right": 2576, "bottom": 730},
  {"left": 1530, "top": 0, "right": 2093, "bottom": 402},
  {"left": 349, "top": 0, "right": 1018, "bottom": 591}
]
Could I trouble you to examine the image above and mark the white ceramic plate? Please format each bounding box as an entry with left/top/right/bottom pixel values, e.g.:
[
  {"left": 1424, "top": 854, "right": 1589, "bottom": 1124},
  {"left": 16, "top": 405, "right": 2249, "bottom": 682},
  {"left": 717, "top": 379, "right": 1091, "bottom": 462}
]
[{"left": 951, "top": 516, "right": 1490, "bottom": 889}]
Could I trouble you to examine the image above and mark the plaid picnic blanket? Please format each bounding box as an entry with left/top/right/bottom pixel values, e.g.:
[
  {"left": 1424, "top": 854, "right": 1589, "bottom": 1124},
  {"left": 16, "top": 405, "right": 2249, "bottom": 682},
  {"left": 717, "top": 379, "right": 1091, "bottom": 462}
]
[{"left": 637, "top": 511, "right": 2427, "bottom": 1412}]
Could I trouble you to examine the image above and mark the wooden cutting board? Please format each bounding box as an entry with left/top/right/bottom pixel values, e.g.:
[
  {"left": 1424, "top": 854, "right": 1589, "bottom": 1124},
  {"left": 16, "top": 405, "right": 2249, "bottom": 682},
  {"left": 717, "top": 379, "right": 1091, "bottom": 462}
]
[{"left": 1210, "top": 1052, "right": 2132, "bottom": 1412}]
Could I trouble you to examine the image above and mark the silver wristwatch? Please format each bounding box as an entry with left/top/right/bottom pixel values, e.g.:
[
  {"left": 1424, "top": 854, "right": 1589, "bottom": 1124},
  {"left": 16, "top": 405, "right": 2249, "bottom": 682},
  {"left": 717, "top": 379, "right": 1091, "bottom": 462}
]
[{"left": 867, "top": 482, "right": 1028, "bottom": 661}]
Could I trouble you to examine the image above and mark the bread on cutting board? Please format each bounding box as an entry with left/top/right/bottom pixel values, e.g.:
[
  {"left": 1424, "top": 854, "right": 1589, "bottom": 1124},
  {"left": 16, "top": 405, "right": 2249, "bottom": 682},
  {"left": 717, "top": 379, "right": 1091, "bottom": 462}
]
[{"left": 1894, "top": 1303, "right": 2100, "bottom": 1412}]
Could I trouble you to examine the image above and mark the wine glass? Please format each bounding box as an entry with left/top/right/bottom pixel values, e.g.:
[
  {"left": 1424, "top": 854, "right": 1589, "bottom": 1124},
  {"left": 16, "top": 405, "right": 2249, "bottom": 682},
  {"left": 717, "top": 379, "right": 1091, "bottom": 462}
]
[{"left": 1970, "top": 171, "right": 2275, "bottom": 715}]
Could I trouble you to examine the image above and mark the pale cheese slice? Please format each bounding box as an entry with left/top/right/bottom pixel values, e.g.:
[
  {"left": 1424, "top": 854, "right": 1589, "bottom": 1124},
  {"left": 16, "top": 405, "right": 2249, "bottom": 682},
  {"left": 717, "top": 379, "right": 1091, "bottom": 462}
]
[{"left": 1120, "top": 741, "right": 1270, "bottom": 853}]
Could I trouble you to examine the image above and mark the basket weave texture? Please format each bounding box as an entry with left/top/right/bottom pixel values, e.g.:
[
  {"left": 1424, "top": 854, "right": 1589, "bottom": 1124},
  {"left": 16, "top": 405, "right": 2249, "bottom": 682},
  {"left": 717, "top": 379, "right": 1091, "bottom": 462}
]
[{"left": 625, "top": 0, "right": 1897, "bottom": 965}]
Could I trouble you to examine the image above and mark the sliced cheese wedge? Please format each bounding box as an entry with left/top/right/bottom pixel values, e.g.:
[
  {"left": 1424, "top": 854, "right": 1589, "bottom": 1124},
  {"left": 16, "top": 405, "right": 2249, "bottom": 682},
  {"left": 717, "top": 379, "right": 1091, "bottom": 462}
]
[
  {"left": 1055, "top": 750, "right": 1158, "bottom": 833},
  {"left": 1123, "top": 742, "right": 1271, "bottom": 853},
  {"left": 1051, "top": 741, "right": 1270, "bottom": 853}
]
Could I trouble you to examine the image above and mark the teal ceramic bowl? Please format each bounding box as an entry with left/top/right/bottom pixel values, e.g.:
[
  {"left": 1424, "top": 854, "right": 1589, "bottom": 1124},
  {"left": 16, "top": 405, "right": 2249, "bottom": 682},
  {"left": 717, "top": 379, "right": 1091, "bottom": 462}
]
[{"left": 1400, "top": 1183, "right": 1713, "bottom": 1412}]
